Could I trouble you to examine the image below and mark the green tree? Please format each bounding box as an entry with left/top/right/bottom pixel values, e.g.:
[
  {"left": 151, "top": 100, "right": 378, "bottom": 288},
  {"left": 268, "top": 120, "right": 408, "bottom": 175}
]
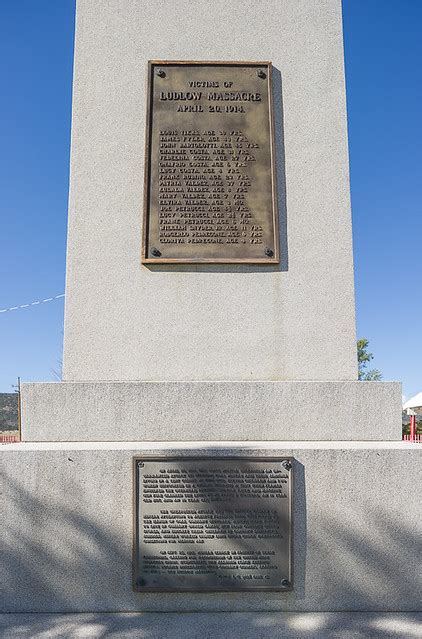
[{"left": 357, "top": 338, "right": 382, "bottom": 381}]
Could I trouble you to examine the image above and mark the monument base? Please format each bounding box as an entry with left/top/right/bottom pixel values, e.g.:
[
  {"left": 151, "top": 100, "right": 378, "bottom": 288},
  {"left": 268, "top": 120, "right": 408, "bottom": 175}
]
[{"left": 2, "top": 441, "right": 420, "bottom": 613}]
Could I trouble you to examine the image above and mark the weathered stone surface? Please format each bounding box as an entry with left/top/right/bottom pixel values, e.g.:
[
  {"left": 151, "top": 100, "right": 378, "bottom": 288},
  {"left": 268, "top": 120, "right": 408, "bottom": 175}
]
[{"left": 2, "top": 442, "right": 420, "bottom": 613}]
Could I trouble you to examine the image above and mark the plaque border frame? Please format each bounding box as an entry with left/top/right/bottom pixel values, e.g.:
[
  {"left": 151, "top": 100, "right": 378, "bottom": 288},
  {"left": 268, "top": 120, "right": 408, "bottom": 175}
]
[
  {"left": 141, "top": 60, "right": 280, "bottom": 265},
  {"left": 132, "top": 455, "right": 293, "bottom": 593}
]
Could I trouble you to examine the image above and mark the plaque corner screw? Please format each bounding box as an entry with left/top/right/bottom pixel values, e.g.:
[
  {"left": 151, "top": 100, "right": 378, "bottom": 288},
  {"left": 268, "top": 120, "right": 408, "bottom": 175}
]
[
  {"left": 282, "top": 460, "right": 292, "bottom": 471},
  {"left": 157, "top": 69, "right": 166, "bottom": 78},
  {"left": 257, "top": 69, "right": 266, "bottom": 79},
  {"left": 151, "top": 247, "right": 162, "bottom": 257},
  {"left": 281, "top": 578, "right": 290, "bottom": 588},
  {"left": 265, "top": 247, "right": 274, "bottom": 257}
]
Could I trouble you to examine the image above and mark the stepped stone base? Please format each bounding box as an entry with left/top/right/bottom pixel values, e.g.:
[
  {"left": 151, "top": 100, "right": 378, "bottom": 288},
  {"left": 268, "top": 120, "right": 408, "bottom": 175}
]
[
  {"left": 2, "top": 441, "right": 420, "bottom": 613},
  {"left": 21, "top": 381, "right": 402, "bottom": 442}
]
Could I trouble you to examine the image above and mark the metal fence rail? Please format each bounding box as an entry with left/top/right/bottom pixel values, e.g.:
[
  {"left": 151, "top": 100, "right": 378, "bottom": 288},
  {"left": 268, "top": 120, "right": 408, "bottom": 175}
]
[
  {"left": 402, "top": 434, "right": 422, "bottom": 443},
  {"left": 0, "top": 434, "right": 20, "bottom": 444}
]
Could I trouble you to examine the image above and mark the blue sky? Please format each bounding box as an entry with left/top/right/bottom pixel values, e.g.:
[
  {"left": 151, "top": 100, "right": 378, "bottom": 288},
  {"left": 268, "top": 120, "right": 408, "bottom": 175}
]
[{"left": 0, "top": 1, "right": 420, "bottom": 399}]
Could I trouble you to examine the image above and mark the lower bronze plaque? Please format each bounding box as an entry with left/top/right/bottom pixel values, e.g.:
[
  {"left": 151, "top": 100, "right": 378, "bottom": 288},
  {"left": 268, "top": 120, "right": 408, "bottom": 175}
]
[
  {"left": 133, "top": 457, "right": 292, "bottom": 592},
  {"left": 142, "top": 61, "right": 279, "bottom": 264}
]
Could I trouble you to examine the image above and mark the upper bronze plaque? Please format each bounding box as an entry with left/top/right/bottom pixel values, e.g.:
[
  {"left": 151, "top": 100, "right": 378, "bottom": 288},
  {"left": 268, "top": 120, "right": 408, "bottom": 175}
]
[{"left": 142, "top": 61, "right": 279, "bottom": 264}]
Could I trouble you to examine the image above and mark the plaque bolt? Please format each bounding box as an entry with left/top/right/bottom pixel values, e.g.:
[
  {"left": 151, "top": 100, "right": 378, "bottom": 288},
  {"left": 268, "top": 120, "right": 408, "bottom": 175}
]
[
  {"left": 281, "top": 579, "right": 290, "bottom": 588},
  {"left": 265, "top": 247, "right": 274, "bottom": 257},
  {"left": 282, "top": 460, "right": 292, "bottom": 471},
  {"left": 151, "top": 247, "right": 162, "bottom": 257},
  {"left": 157, "top": 69, "right": 166, "bottom": 78},
  {"left": 257, "top": 70, "right": 266, "bottom": 79}
]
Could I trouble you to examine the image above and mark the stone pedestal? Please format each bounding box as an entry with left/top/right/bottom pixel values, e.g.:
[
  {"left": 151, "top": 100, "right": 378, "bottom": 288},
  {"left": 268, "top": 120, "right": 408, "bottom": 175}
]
[
  {"left": 21, "top": 381, "right": 402, "bottom": 442},
  {"left": 2, "top": 442, "right": 421, "bottom": 613},
  {"left": 1, "top": 0, "right": 420, "bottom": 634}
]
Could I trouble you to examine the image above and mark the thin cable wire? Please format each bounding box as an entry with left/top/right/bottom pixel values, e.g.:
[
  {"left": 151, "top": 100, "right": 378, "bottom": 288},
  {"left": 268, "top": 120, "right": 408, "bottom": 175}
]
[{"left": 0, "top": 294, "right": 65, "bottom": 314}]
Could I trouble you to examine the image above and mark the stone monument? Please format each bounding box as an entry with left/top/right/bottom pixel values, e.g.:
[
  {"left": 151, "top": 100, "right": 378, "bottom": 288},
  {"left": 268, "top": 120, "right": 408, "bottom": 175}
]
[{"left": 2, "top": 0, "right": 420, "bottom": 632}]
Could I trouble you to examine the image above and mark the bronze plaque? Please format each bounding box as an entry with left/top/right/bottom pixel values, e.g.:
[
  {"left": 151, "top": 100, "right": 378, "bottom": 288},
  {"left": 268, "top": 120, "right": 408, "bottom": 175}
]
[
  {"left": 133, "top": 457, "right": 292, "bottom": 592},
  {"left": 142, "top": 61, "right": 279, "bottom": 264}
]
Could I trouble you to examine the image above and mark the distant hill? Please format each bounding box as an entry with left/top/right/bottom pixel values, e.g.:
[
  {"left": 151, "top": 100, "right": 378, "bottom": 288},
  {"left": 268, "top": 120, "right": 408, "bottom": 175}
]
[{"left": 0, "top": 393, "right": 18, "bottom": 432}]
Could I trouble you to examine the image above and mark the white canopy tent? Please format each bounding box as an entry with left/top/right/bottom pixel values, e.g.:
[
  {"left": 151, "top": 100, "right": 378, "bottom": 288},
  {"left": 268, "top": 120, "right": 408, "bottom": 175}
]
[{"left": 403, "top": 392, "right": 422, "bottom": 415}]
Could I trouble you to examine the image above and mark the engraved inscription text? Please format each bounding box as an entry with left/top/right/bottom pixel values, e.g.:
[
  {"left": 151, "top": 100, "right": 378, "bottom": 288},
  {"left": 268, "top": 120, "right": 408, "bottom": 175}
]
[
  {"left": 142, "top": 62, "right": 279, "bottom": 263},
  {"left": 133, "top": 458, "right": 292, "bottom": 591}
]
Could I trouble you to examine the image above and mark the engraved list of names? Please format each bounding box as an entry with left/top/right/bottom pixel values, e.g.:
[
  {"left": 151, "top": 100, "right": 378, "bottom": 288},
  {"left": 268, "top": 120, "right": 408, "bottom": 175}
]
[
  {"left": 142, "top": 62, "right": 279, "bottom": 263},
  {"left": 133, "top": 458, "right": 292, "bottom": 592}
]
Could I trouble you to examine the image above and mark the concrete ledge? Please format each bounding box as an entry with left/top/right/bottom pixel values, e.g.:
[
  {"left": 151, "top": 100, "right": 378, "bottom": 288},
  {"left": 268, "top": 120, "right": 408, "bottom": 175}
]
[
  {"left": 3, "top": 440, "right": 420, "bottom": 452},
  {"left": 21, "top": 381, "right": 402, "bottom": 442},
  {"left": 2, "top": 443, "right": 420, "bottom": 613},
  {"left": 1, "top": 612, "right": 421, "bottom": 638}
]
